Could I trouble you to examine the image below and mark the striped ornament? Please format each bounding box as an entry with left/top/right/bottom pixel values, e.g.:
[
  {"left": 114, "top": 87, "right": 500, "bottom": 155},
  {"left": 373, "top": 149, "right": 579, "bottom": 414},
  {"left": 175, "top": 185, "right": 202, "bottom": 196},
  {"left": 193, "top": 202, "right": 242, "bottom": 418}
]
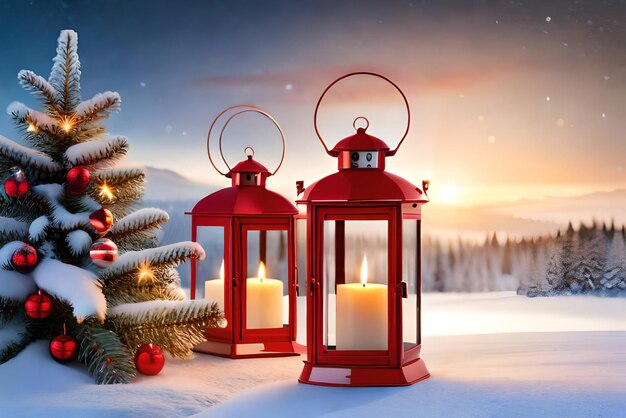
[{"left": 89, "top": 238, "right": 118, "bottom": 268}]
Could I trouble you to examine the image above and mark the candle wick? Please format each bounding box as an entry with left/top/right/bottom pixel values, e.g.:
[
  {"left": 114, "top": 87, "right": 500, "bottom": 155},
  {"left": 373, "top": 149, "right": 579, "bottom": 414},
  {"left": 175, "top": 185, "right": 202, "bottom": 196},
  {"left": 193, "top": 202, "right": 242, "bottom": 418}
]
[
  {"left": 362, "top": 283, "right": 365, "bottom": 288},
  {"left": 260, "top": 278, "right": 263, "bottom": 283}
]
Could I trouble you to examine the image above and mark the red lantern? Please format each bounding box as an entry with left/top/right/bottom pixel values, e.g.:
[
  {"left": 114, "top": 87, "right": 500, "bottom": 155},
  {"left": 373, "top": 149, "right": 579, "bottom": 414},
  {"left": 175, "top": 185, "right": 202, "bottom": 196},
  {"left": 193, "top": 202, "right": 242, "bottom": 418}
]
[
  {"left": 187, "top": 105, "right": 301, "bottom": 358},
  {"left": 11, "top": 244, "right": 38, "bottom": 273},
  {"left": 24, "top": 291, "right": 53, "bottom": 320},
  {"left": 90, "top": 238, "right": 118, "bottom": 268},
  {"left": 89, "top": 208, "right": 113, "bottom": 234},
  {"left": 4, "top": 166, "right": 28, "bottom": 198},
  {"left": 65, "top": 166, "right": 91, "bottom": 195},
  {"left": 49, "top": 333, "right": 78, "bottom": 363},
  {"left": 297, "top": 73, "right": 430, "bottom": 387},
  {"left": 134, "top": 343, "right": 165, "bottom": 375}
]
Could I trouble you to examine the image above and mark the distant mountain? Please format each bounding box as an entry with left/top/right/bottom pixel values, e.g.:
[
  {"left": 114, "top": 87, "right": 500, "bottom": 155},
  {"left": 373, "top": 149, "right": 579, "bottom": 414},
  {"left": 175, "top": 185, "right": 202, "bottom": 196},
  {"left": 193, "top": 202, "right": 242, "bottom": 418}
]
[{"left": 142, "top": 166, "right": 216, "bottom": 201}]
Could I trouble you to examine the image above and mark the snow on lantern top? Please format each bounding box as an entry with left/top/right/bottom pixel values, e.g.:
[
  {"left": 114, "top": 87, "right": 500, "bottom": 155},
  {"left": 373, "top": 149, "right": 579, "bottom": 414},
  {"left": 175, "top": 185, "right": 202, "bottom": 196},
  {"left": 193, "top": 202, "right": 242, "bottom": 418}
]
[
  {"left": 191, "top": 105, "right": 296, "bottom": 216},
  {"left": 299, "top": 72, "right": 429, "bottom": 205}
]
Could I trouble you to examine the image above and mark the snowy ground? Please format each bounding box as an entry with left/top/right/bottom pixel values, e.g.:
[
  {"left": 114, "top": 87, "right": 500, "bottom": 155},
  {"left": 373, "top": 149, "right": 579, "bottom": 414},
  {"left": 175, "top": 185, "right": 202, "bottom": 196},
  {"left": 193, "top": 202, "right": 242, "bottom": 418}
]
[{"left": 1, "top": 292, "right": 625, "bottom": 417}]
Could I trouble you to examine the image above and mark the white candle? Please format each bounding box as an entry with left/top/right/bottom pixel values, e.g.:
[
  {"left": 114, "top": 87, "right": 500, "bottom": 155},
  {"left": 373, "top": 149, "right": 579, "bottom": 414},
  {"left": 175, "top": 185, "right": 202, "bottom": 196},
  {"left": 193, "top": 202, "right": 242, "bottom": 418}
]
[
  {"left": 246, "top": 261, "right": 284, "bottom": 329},
  {"left": 204, "top": 259, "right": 225, "bottom": 310},
  {"left": 336, "top": 255, "right": 388, "bottom": 350}
]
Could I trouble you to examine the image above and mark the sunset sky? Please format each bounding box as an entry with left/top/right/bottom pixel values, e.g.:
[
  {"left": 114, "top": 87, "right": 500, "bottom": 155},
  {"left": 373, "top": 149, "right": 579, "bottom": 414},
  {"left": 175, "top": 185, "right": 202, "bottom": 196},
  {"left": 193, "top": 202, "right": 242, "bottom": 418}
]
[{"left": 1, "top": 0, "right": 624, "bottom": 207}]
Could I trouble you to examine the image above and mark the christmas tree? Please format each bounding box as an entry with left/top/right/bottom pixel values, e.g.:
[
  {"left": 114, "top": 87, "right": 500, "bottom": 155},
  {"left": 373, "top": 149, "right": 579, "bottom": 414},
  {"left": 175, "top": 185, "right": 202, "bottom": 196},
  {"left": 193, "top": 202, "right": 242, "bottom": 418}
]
[{"left": 0, "top": 30, "right": 220, "bottom": 383}]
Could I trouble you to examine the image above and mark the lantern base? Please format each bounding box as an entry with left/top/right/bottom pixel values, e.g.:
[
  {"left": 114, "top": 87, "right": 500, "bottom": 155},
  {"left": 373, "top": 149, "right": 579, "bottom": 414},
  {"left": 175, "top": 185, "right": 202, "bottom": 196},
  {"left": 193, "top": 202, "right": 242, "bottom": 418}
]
[
  {"left": 194, "top": 340, "right": 304, "bottom": 359},
  {"left": 298, "top": 358, "right": 429, "bottom": 387}
]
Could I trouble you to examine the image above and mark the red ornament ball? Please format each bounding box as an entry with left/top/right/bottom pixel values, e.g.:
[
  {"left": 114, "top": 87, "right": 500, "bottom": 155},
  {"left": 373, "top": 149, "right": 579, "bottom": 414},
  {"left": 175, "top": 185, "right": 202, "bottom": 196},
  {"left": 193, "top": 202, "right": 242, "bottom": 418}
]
[
  {"left": 134, "top": 343, "right": 165, "bottom": 376},
  {"left": 65, "top": 166, "right": 91, "bottom": 195},
  {"left": 11, "top": 244, "right": 38, "bottom": 273},
  {"left": 4, "top": 166, "right": 28, "bottom": 198},
  {"left": 89, "top": 208, "right": 113, "bottom": 234},
  {"left": 90, "top": 238, "right": 118, "bottom": 268},
  {"left": 49, "top": 334, "right": 78, "bottom": 363},
  {"left": 24, "top": 292, "right": 53, "bottom": 320}
]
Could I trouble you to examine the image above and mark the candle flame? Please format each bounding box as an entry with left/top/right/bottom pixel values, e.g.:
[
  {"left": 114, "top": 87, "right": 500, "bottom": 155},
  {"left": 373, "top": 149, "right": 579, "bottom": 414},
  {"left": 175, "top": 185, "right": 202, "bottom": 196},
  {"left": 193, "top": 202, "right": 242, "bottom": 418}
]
[
  {"left": 99, "top": 183, "right": 114, "bottom": 200},
  {"left": 219, "top": 259, "right": 225, "bottom": 280},
  {"left": 258, "top": 261, "right": 266, "bottom": 280},
  {"left": 360, "top": 254, "right": 368, "bottom": 285}
]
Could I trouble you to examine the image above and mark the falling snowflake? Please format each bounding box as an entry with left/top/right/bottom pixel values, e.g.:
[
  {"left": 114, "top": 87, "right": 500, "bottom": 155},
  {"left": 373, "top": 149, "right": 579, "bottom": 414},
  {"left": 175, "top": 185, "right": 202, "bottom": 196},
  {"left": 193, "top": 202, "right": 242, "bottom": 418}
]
[
  {"left": 545, "top": 16, "right": 552, "bottom": 22},
  {"left": 556, "top": 118, "right": 565, "bottom": 128},
  {"left": 487, "top": 136, "right": 496, "bottom": 144},
  {"left": 477, "top": 115, "right": 485, "bottom": 122},
  {"left": 604, "top": 75, "right": 610, "bottom": 80},
  {"left": 165, "top": 125, "right": 173, "bottom": 134},
  {"left": 285, "top": 84, "right": 293, "bottom": 91},
  {"left": 602, "top": 113, "right": 607, "bottom": 118},
  {"left": 140, "top": 81, "right": 147, "bottom": 87},
  {"left": 546, "top": 96, "right": 551, "bottom": 101}
]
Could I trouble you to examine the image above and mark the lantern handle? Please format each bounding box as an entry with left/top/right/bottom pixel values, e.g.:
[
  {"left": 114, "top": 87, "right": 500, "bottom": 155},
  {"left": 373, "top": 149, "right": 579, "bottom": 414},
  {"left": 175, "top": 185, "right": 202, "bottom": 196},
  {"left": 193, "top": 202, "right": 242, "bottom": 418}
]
[
  {"left": 217, "top": 107, "right": 286, "bottom": 176},
  {"left": 207, "top": 105, "right": 286, "bottom": 176},
  {"left": 313, "top": 72, "right": 411, "bottom": 157}
]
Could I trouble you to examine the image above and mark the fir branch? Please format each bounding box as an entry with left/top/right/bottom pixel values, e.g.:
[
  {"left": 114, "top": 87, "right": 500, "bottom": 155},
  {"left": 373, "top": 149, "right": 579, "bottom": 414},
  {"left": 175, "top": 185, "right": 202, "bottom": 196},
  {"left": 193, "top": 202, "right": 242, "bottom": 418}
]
[
  {"left": 102, "top": 265, "right": 183, "bottom": 307},
  {"left": 88, "top": 168, "right": 145, "bottom": 206},
  {"left": 0, "top": 296, "right": 23, "bottom": 327},
  {"left": 101, "top": 242, "right": 205, "bottom": 281},
  {"left": 0, "top": 133, "right": 61, "bottom": 173},
  {"left": 0, "top": 217, "right": 29, "bottom": 245},
  {"left": 0, "top": 321, "right": 35, "bottom": 364},
  {"left": 17, "top": 70, "right": 60, "bottom": 114},
  {"left": 106, "top": 299, "right": 222, "bottom": 358},
  {"left": 0, "top": 193, "right": 50, "bottom": 223},
  {"left": 75, "top": 92, "right": 121, "bottom": 124},
  {"left": 65, "top": 136, "right": 128, "bottom": 168},
  {"left": 49, "top": 29, "right": 81, "bottom": 112},
  {"left": 109, "top": 208, "right": 168, "bottom": 242},
  {"left": 75, "top": 323, "right": 136, "bottom": 384}
]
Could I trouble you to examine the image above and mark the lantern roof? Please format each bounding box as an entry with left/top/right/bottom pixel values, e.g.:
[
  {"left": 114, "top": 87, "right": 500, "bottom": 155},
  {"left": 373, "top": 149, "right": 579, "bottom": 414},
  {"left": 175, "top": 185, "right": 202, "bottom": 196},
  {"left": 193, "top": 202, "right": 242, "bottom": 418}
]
[
  {"left": 191, "top": 186, "right": 297, "bottom": 216},
  {"left": 299, "top": 169, "right": 428, "bottom": 204},
  {"left": 329, "top": 128, "right": 390, "bottom": 156},
  {"left": 226, "top": 155, "right": 270, "bottom": 178}
]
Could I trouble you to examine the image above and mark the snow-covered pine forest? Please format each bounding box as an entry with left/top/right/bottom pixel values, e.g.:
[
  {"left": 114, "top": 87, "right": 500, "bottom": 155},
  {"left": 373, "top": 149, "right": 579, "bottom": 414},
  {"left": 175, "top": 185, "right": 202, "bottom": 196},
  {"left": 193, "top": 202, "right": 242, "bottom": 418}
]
[{"left": 148, "top": 199, "right": 626, "bottom": 296}]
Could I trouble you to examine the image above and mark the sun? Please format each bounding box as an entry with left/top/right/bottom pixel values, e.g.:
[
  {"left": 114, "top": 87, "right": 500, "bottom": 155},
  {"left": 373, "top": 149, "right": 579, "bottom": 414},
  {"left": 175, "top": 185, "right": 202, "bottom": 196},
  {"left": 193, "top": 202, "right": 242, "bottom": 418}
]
[{"left": 440, "top": 185, "right": 460, "bottom": 205}]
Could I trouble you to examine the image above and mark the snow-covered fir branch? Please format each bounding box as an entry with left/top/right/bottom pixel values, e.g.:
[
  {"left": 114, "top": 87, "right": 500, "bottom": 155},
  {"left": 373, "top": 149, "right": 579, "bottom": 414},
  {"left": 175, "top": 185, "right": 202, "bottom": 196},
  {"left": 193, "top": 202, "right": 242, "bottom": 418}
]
[
  {"left": 49, "top": 29, "right": 81, "bottom": 111},
  {"left": 0, "top": 217, "right": 29, "bottom": 241},
  {"left": 28, "top": 216, "right": 49, "bottom": 242},
  {"left": 33, "top": 184, "right": 90, "bottom": 230},
  {"left": 75, "top": 91, "right": 121, "bottom": 121},
  {"left": 7, "top": 101, "right": 58, "bottom": 129},
  {"left": 110, "top": 208, "right": 169, "bottom": 238},
  {"left": 0, "top": 134, "right": 61, "bottom": 173},
  {"left": 65, "top": 136, "right": 128, "bottom": 167},
  {"left": 17, "top": 70, "right": 59, "bottom": 111},
  {"left": 66, "top": 230, "right": 92, "bottom": 256}
]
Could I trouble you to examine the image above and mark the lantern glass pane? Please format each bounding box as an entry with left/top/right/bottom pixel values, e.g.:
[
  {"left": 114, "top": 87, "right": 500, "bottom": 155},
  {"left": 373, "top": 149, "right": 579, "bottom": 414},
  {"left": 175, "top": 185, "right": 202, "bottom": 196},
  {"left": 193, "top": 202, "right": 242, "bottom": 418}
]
[
  {"left": 402, "top": 218, "right": 419, "bottom": 347},
  {"left": 197, "top": 226, "right": 225, "bottom": 312},
  {"left": 323, "top": 219, "right": 388, "bottom": 351},
  {"left": 296, "top": 218, "right": 307, "bottom": 344},
  {"left": 245, "top": 229, "right": 289, "bottom": 329}
]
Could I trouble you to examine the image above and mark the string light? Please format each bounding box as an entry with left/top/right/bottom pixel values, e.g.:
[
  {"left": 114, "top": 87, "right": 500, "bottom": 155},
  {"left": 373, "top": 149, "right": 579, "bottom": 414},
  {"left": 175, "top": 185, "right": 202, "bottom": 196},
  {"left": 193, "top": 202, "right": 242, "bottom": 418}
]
[
  {"left": 99, "top": 183, "right": 114, "bottom": 200},
  {"left": 60, "top": 116, "right": 75, "bottom": 133},
  {"left": 137, "top": 262, "right": 155, "bottom": 284}
]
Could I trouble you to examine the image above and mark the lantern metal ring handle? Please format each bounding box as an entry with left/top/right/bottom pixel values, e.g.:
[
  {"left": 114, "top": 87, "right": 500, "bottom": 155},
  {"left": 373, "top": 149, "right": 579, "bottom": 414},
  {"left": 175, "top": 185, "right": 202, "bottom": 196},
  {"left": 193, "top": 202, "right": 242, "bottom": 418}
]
[
  {"left": 314, "top": 72, "right": 411, "bottom": 157},
  {"left": 353, "top": 116, "right": 370, "bottom": 131},
  {"left": 207, "top": 105, "right": 286, "bottom": 176}
]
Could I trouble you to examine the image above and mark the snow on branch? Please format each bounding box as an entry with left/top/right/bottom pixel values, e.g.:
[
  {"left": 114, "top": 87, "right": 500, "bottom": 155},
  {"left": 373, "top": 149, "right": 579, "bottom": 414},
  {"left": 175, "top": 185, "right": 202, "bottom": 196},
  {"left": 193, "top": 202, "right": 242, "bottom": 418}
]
[
  {"left": 101, "top": 242, "right": 205, "bottom": 279},
  {"left": 49, "top": 29, "right": 81, "bottom": 111},
  {"left": 0, "top": 133, "right": 61, "bottom": 173},
  {"left": 75, "top": 91, "right": 121, "bottom": 122},
  {"left": 109, "top": 208, "right": 169, "bottom": 238},
  {"left": 29, "top": 216, "right": 49, "bottom": 242},
  {"left": 0, "top": 217, "right": 29, "bottom": 243},
  {"left": 65, "top": 136, "right": 128, "bottom": 167},
  {"left": 7, "top": 101, "right": 57, "bottom": 129},
  {"left": 66, "top": 230, "right": 92, "bottom": 256},
  {"left": 17, "top": 70, "right": 59, "bottom": 110},
  {"left": 32, "top": 258, "right": 106, "bottom": 322},
  {"left": 0, "top": 270, "right": 37, "bottom": 300},
  {"left": 0, "top": 241, "right": 28, "bottom": 269},
  {"left": 33, "top": 184, "right": 90, "bottom": 230}
]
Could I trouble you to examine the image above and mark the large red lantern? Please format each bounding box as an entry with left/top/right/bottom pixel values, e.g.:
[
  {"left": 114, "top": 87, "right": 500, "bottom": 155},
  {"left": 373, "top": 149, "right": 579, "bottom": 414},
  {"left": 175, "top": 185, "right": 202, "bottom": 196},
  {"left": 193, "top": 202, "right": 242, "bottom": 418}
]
[
  {"left": 187, "top": 105, "right": 301, "bottom": 358},
  {"left": 297, "top": 73, "right": 430, "bottom": 386}
]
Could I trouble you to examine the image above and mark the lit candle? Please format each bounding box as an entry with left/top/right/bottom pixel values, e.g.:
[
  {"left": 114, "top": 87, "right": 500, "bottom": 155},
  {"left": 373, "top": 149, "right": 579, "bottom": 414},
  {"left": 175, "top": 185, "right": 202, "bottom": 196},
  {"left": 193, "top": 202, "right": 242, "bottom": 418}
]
[
  {"left": 204, "top": 259, "right": 225, "bottom": 310},
  {"left": 246, "top": 261, "right": 283, "bottom": 329},
  {"left": 336, "top": 255, "right": 388, "bottom": 350}
]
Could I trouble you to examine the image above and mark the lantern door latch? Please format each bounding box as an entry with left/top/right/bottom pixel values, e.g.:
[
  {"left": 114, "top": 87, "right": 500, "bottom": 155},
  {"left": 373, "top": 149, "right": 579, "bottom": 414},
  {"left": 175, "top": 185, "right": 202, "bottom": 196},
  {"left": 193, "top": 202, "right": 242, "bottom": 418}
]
[
  {"left": 232, "top": 277, "right": 237, "bottom": 288},
  {"left": 400, "top": 281, "right": 408, "bottom": 298},
  {"left": 309, "top": 279, "right": 317, "bottom": 293}
]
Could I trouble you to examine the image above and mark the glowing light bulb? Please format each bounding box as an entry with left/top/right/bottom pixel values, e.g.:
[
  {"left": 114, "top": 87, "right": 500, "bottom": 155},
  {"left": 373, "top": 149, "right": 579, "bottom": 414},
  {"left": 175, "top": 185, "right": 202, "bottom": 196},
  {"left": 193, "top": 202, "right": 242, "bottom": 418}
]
[
  {"left": 258, "top": 261, "right": 266, "bottom": 282},
  {"left": 137, "top": 262, "right": 155, "bottom": 284},
  {"left": 360, "top": 255, "right": 368, "bottom": 286},
  {"left": 62, "top": 120, "right": 72, "bottom": 132},
  {"left": 99, "top": 183, "right": 114, "bottom": 200},
  {"left": 27, "top": 123, "right": 37, "bottom": 133}
]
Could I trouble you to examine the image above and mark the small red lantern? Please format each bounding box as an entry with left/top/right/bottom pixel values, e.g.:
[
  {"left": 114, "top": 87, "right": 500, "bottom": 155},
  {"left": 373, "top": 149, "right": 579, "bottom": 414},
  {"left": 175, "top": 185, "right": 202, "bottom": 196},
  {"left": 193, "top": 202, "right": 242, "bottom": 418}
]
[
  {"left": 187, "top": 105, "right": 301, "bottom": 358},
  {"left": 24, "top": 290, "right": 53, "bottom": 320},
  {"left": 297, "top": 73, "right": 430, "bottom": 386},
  {"left": 134, "top": 343, "right": 165, "bottom": 375}
]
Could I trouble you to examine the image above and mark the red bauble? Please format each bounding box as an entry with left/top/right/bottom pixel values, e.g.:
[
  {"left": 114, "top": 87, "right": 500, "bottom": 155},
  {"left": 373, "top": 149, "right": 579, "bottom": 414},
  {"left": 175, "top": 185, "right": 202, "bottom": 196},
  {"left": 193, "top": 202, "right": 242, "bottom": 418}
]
[
  {"left": 11, "top": 244, "right": 38, "bottom": 273},
  {"left": 90, "top": 238, "right": 118, "bottom": 268},
  {"left": 134, "top": 343, "right": 165, "bottom": 376},
  {"left": 65, "top": 166, "right": 91, "bottom": 195},
  {"left": 24, "top": 292, "right": 53, "bottom": 320},
  {"left": 4, "top": 167, "right": 28, "bottom": 198},
  {"left": 49, "top": 334, "right": 78, "bottom": 363},
  {"left": 89, "top": 208, "right": 113, "bottom": 234}
]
